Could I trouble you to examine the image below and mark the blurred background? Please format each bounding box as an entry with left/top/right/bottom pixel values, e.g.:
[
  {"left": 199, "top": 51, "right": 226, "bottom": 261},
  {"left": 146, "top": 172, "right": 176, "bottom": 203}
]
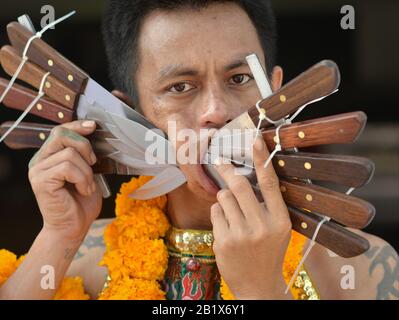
[{"left": 0, "top": 0, "right": 398, "bottom": 255}]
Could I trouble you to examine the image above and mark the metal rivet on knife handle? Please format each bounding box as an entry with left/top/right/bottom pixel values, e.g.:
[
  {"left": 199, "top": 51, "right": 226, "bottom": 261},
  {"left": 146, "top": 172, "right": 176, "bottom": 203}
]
[
  {"left": 248, "top": 60, "right": 340, "bottom": 129},
  {"left": 263, "top": 111, "right": 367, "bottom": 150},
  {"left": 288, "top": 206, "right": 370, "bottom": 258},
  {"left": 280, "top": 179, "right": 375, "bottom": 229},
  {"left": 6, "top": 22, "right": 89, "bottom": 93},
  {"left": 0, "top": 45, "right": 78, "bottom": 110},
  {"left": 0, "top": 78, "right": 74, "bottom": 124},
  {"left": 272, "top": 152, "right": 374, "bottom": 188}
]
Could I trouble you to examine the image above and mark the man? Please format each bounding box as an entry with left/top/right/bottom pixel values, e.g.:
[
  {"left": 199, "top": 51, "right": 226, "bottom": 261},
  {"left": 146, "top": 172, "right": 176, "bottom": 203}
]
[{"left": 0, "top": 0, "right": 398, "bottom": 299}]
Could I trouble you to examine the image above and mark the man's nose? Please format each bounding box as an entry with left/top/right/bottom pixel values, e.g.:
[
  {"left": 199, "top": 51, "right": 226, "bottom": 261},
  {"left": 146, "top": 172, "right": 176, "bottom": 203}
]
[{"left": 199, "top": 89, "right": 233, "bottom": 129}]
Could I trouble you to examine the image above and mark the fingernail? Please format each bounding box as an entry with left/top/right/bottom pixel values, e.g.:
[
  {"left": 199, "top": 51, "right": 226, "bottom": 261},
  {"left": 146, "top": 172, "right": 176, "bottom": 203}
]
[
  {"left": 254, "top": 136, "right": 264, "bottom": 151},
  {"left": 87, "top": 185, "right": 92, "bottom": 195},
  {"left": 91, "top": 181, "right": 96, "bottom": 193},
  {"left": 90, "top": 152, "right": 97, "bottom": 165},
  {"left": 82, "top": 120, "right": 95, "bottom": 128}
]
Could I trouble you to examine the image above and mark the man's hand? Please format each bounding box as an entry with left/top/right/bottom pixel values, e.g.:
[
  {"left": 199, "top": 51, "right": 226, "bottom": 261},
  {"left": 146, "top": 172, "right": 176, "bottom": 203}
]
[
  {"left": 211, "top": 135, "right": 292, "bottom": 299},
  {"left": 28, "top": 120, "right": 103, "bottom": 242}
]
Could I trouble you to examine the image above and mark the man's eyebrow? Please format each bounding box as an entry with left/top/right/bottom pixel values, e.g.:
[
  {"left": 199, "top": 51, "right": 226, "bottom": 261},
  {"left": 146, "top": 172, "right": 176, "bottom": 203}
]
[
  {"left": 157, "top": 64, "right": 198, "bottom": 83},
  {"left": 156, "top": 55, "right": 253, "bottom": 83},
  {"left": 224, "top": 59, "right": 249, "bottom": 72}
]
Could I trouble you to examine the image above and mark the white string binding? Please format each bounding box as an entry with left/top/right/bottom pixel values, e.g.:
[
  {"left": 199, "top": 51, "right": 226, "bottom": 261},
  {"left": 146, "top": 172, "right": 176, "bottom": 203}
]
[
  {"left": 284, "top": 215, "right": 330, "bottom": 294},
  {"left": 284, "top": 186, "right": 355, "bottom": 294},
  {"left": 0, "top": 11, "right": 75, "bottom": 105},
  {"left": 252, "top": 89, "right": 342, "bottom": 296},
  {"left": 0, "top": 11, "right": 76, "bottom": 142},
  {"left": 0, "top": 72, "right": 50, "bottom": 143}
]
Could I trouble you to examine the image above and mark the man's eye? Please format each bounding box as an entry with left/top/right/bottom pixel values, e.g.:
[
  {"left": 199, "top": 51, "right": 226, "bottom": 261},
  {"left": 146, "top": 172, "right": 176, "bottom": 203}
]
[
  {"left": 229, "top": 74, "right": 253, "bottom": 85},
  {"left": 168, "top": 82, "right": 195, "bottom": 93}
]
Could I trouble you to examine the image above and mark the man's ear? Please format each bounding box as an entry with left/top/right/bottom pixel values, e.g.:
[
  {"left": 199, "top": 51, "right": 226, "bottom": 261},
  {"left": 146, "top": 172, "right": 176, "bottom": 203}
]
[
  {"left": 112, "top": 90, "right": 134, "bottom": 108},
  {"left": 270, "top": 66, "right": 283, "bottom": 92}
]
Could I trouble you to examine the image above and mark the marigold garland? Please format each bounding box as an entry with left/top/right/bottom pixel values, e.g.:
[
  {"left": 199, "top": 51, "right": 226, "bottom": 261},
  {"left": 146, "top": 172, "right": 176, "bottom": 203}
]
[
  {"left": 0, "top": 176, "right": 308, "bottom": 300},
  {"left": 0, "top": 249, "right": 88, "bottom": 300},
  {"left": 99, "top": 176, "right": 170, "bottom": 300}
]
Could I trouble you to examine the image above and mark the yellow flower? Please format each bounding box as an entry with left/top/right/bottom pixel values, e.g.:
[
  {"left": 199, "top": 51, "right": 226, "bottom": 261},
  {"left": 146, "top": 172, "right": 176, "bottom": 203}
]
[
  {"left": 100, "top": 238, "right": 168, "bottom": 282},
  {"left": 99, "top": 277, "right": 165, "bottom": 300},
  {"left": 0, "top": 249, "right": 17, "bottom": 286},
  {"left": 54, "top": 277, "right": 90, "bottom": 300},
  {"left": 115, "top": 176, "right": 167, "bottom": 216},
  {"left": 220, "top": 278, "right": 235, "bottom": 300}
]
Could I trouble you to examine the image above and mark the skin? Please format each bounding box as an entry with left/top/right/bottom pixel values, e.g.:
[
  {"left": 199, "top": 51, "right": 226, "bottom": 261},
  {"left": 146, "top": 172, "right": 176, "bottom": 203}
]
[{"left": 0, "top": 3, "right": 397, "bottom": 300}]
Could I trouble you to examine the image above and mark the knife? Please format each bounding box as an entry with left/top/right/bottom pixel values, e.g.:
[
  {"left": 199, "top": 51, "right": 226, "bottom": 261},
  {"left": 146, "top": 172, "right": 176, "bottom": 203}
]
[
  {"left": 272, "top": 152, "right": 374, "bottom": 188},
  {"left": 279, "top": 179, "right": 375, "bottom": 229},
  {"left": 0, "top": 77, "right": 74, "bottom": 123},
  {"left": 288, "top": 206, "right": 370, "bottom": 258},
  {"left": 262, "top": 111, "right": 367, "bottom": 149},
  {"left": 205, "top": 59, "right": 341, "bottom": 187},
  {"left": 4, "top": 22, "right": 158, "bottom": 130},
  {"left": 0, "top": 120, "right": 375, "bottom": 229},
  {"left": 1, "top": 80, "right": 367, "bottom": 153},
  {"left": 2, "top": 118, "right": 373, "bottom": 188}
]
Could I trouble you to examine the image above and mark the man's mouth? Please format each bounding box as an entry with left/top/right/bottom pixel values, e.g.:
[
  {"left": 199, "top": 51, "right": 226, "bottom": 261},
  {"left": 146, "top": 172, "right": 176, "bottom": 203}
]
[
  {"left": 197, "top": 163, "right": 220, "bottom": 195},
  {"left": 196, "top": 131, "right": 221, "bottom": 195}
]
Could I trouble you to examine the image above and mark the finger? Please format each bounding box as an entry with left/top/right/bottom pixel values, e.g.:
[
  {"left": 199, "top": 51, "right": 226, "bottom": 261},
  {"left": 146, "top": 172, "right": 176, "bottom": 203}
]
[
  {"left": 34, "top": 147, "right": 95, "bottom": 191},
  {"left": 214, "top": 159, "right": 263, "bottom": 221},
  {"left": 210, "top": 202, "right": 229, "bottom": 238},
  {"left": 253, "top": 135, "right": 289, "bottom": 218},
  {"left": 38, "top": 161, "right": 93, "bottom": 197},
  {"left": 33, "top": 121, "right": 97, "bottom": 166},
  {"left": 216, "top": 189, "right": 246, "bottom": 228}
]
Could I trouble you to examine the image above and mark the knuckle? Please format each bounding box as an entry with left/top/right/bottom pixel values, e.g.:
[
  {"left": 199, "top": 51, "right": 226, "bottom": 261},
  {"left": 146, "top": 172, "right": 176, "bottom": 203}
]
[
  {"left": 50, "top": 125, "right": 64, "bottom": 137},
  {"left": 63, "top": 147, "right": 77, "bottom": 159},
  {"left": 217, "top": 189, "right": 233, "bottom": 202},
  {"left": 259, "top": 175, "right": 280, "bottom": 190},
  {"left": 229, "top": 176, "right": 245, "bottom": 191},
  {"left": 60, "top": 161, "right": 74, "bottom": 173}
]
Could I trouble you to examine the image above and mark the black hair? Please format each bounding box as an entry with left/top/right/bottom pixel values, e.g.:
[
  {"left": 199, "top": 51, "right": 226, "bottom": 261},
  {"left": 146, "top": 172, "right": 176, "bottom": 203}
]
[{"left": 102, "top": 0, "right": 277, "bottom": 106}]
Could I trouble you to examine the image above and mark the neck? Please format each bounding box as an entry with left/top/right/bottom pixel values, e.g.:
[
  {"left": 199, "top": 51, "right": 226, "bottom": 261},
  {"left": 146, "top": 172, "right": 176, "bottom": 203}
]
[{"left": 167, "top": 186, "right": 214, "bottom": 230}]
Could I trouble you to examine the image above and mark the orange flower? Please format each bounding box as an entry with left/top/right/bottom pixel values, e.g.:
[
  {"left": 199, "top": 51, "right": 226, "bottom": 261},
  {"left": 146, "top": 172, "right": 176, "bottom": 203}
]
[
  {"left": 99, "top": 278, "right": 165, "bottom": 300},
  {"left": 54, "top": 277, "right": 90, "bottom": 300}
]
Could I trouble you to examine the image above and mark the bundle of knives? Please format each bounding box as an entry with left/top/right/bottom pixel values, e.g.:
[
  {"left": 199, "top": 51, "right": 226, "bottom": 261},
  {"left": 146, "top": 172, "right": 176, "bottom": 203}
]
[{"left": 0, "top": 19, "right": 376, "bottom": 259}]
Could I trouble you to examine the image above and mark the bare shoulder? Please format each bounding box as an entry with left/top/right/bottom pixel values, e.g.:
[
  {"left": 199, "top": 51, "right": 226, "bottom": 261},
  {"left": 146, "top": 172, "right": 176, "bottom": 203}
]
[
  {"left": 307, "top": 230, "right": 398, "bottom": 300},
  {"left": 355, "top": 230, "right": 399, "bottom": 300},
  {"left": 66, "top": 218, "right": 114, "bottom": 299}
]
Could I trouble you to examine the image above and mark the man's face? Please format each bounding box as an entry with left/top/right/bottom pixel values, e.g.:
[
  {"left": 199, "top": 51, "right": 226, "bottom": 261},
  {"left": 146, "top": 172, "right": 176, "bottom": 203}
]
[{"left": 135, "top": 3, "right": 268, "bottom": 202}]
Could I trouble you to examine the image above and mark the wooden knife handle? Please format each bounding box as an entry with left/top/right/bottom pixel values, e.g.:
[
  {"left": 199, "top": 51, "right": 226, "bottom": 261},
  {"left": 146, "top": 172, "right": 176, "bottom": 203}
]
[
  {"left": 0, "top": 121, "right": 123, "bottom": 174},
  {"left": 0, "top": 121, "right": 54, "bottom": 149},
  {"left": 249, "top": 60, "right": 341, "bottom": 128},
  {"left": 280, "top": 179, "right": 375, "bottom": 229},
  {"left": 288, "top": 206, "right": 370, "bottom": 258},
  {"left": 263, "top": 111, "right": 367, "bottom": 149},
  {"left": 0, "top": 45, "right": 78, "bottom": 109},
  {"left": 7, "top": 22, "right": 88, "bottom": 92},
  {"left": 0, "top": 77, "right": 74, "bottom": 123},
  {"left": 273, "top": 152, "right": 375, "bottom": 188}
]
